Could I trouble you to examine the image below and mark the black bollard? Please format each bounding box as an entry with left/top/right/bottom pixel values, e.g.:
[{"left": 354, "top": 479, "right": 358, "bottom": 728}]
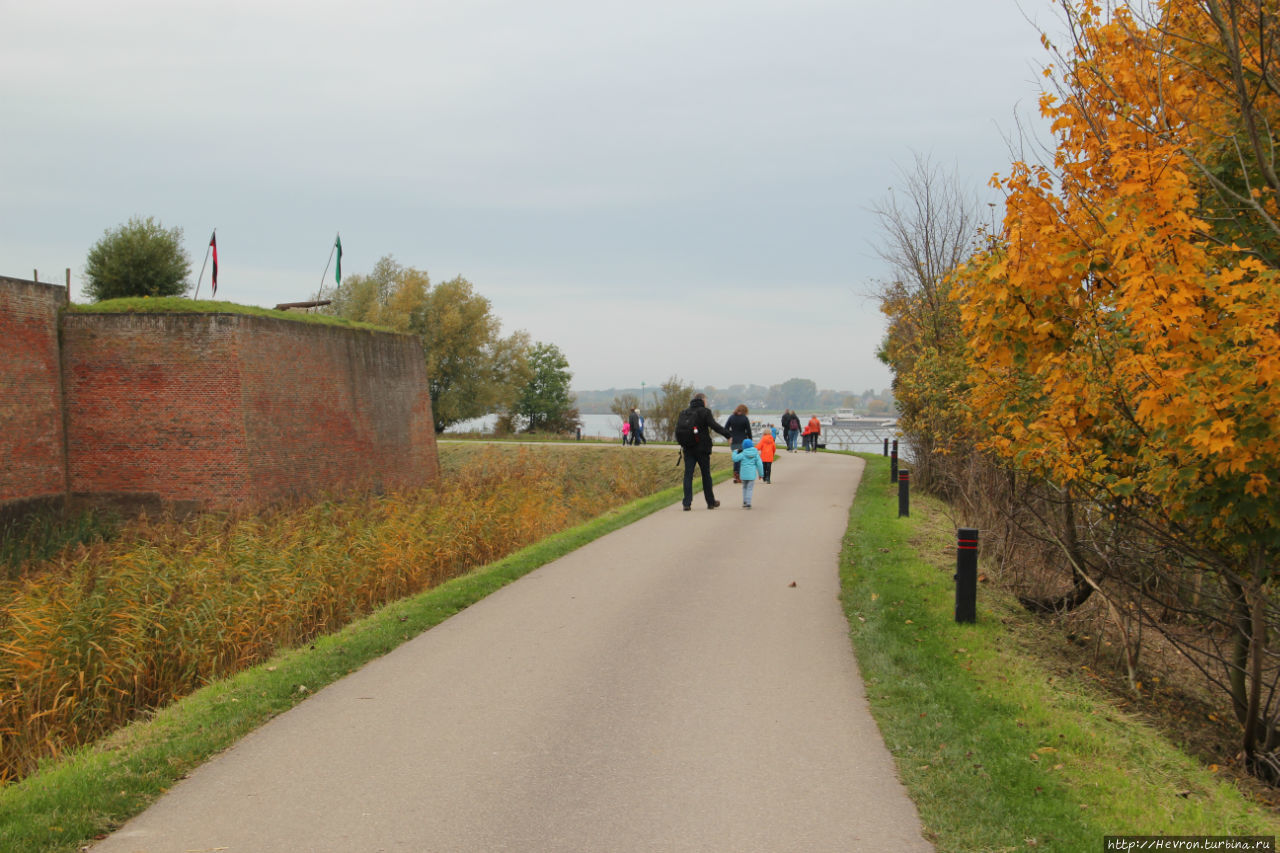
[
  {"left": 955, "top": 528, "right": 978, "bottom": 623},
  {"left": 883, "top": 437, "right": 889, "bottom": 456},
  {"left": 897, "top": 470, "right": 910, "bottom": 517},
  {"left": 890, "top": 450, "right": 899, "bottom": 483}
]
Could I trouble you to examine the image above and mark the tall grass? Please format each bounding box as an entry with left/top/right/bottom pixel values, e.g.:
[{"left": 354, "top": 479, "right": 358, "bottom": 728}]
[
  {"left": 0, "top": 507, "right": 119, "bottom": 582},
  {"left": 0, "top": 445, "right": 693, "bottom": 783}
]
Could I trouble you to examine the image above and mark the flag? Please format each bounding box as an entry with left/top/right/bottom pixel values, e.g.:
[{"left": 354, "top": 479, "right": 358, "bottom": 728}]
[
  {"left": 209, "top": 232, "right": 218, "bottom": 295},
  {"left": 334, "top": 234, "right": 342, "bottom": 284}
]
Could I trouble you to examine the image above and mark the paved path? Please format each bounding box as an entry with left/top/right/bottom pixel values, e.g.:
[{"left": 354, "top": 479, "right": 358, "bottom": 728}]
[{"left": 93, "top": 450, "right": 932, "bottom": 852}]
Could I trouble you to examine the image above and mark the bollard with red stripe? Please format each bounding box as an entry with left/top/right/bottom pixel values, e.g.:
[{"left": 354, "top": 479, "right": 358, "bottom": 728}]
[
  {"left": 890, "top": 439, "right": 899, "bottom": 483},
  {"left": 897, "top": 469, "right": 910, "bottom": 518},
  {"left": 955, "top": 527, "right": 978, "bottom": 623}
]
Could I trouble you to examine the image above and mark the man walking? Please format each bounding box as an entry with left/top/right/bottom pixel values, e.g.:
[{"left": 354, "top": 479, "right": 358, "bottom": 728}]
[
  {"left": 784, "top": 410, "right": 801, "bottom": 452},
  {"left": 630, "top": 408, "right": 646, "bottom": 445},
  {"left": 677, "top": 393, "right": 731, "bottom": 511}
]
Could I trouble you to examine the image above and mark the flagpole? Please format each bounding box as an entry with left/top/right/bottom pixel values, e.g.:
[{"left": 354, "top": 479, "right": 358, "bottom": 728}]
[
  {"left": 193, "top": 231, "right": 213, "bottom": 300},
  {"left": 317, "top": 242, "right": 336, "bottom": 301},
  {"left": 317, "top": 232, "right": 341, "bottom": 301}
]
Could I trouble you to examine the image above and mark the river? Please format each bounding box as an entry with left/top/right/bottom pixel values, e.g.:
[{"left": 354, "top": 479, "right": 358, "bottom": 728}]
[{"left": 445, "top": 412, "right": 898, "bottom": 450}]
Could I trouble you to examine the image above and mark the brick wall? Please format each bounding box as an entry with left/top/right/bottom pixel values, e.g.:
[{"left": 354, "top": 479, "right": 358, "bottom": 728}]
[
  {"left": 236, "top": 316, "right": 439, "bottom": 503},
  {"left": 61, "top": 312, "right": 438, "bottom": 509},
  {"left": 0, "top": 276, "right": 67, "bottom": 510}
]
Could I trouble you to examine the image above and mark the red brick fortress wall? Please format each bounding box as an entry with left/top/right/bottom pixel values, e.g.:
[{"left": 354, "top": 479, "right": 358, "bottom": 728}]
[
  {"left": 61, "top": 312, "right": 439, "bottom": 508},
  {"left": 0, "top": 276, "right": 68, "bottom": 510},
  {"left": 235, "top": 316, "right": 439, "bottom": 503}
]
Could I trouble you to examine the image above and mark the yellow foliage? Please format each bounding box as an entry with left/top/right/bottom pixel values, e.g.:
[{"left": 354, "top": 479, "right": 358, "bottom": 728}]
[
  {"left": 0, "top": 446, "right": 696, "bottom": 783},
  {"left": 947, "top": 0, "right": 1280, "bottom": 560}
]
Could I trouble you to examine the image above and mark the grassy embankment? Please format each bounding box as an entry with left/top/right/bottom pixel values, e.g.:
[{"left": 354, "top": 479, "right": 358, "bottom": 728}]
[
  {"left": 2, "top": 447, "right": 1276, "bottom": 851},
  {"left": 843, "top": 452, "right": 1280, "bottom": 850},
  {"left": 0, "top": 444, "right": 728, "bottom": 852},
  {"left": 64, "top": 297, "right": 383, "bottom": 330}
]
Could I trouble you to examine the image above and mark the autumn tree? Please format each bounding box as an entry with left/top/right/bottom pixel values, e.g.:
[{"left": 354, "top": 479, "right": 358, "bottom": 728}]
[
  {"left": 872, "top": 154, "right": 980, "bottom": 493},
  {"left": 950, "top": 0, "right": 1280, "bottom": 776},
  {"left": 321, "top": 257, "right": 531, "bottom": 432},
  {"left": 646, "top": 376, "right": 698, "bottom": 442},
  {"left": 609, "top": 393, "right": 641, "bottom": 426}
]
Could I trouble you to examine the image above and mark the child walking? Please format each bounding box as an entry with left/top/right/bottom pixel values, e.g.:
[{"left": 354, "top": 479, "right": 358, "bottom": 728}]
[
  {"left": 756, "top": 431, "right": 776, "bottom": 484},
  {"left": 732, "top": 438, "right": 764, "bottom": 508}
]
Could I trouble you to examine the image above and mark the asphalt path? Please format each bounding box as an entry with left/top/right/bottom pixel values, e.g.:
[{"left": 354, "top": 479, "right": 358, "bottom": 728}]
[{"left": 92, "top": 447, "right": 932, "bottom": 852}]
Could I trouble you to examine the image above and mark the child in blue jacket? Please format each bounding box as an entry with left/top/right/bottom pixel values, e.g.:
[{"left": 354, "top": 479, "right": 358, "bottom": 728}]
[{"left": 732, "top": 438, "right": 764, "bottom": 509}]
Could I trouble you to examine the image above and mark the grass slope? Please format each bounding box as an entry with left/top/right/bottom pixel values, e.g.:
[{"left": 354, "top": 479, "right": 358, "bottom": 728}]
[
  {"left": 841, "top": 453, "right": 1280, "bottom": 850},
  {"left": 0, "top": 473, "right": 728, "bottom": 853},
  {"left": 4, "top": 450, "right": 1276, "bottom": 851}
]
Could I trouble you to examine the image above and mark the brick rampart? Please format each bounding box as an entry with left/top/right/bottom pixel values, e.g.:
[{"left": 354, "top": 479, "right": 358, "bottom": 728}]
[
  {"left": 0, "top": 276, "right": 67, "bottom": 511},
  {"left": 56, "top": 311, "right": 438, "bottom": 509}
]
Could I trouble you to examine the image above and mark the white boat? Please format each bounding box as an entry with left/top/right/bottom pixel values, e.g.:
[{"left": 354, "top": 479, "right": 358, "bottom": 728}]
[{"left": 827, "top": 411, "right": 896, "bottom": 428}]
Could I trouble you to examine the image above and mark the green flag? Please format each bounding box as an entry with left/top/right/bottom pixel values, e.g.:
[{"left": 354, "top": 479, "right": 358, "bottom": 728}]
[{"left": 334, "top": 234, "right": 342, "bottom": 284}]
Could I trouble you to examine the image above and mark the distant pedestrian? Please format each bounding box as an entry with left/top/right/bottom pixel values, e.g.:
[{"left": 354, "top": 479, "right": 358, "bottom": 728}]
[
  {"left": 675, "top": 393, "right": 732, "bottom": 510},
  {"left": 634, "top": 410, "right": 647, "bottom": 444},
  {"left": 757, "top": 431, "right": 776, "bottom": 483},
  {"left": 804, "top": 415, "right": 823, "bottom": 452},
  {"left": 784, "top": 410, "right": 801, "bottom": 452},
  {"left": 621, "top": 420, "right": 631, "bottom": 445},
  {"left": 732, "top": 438, "right": 764, "bottom": 508},
  {"left": 725, "top": 404, "right": 752, "bottom": 483}
]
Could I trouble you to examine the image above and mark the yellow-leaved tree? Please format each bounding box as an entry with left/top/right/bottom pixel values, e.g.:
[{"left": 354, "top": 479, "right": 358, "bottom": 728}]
[{"left": 954, "top": 0, "right": 1280, "bottom": 775}]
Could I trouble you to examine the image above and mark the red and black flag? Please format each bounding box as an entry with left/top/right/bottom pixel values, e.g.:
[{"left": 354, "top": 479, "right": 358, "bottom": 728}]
[{"left": 209, "top": 232, "right": 218, "bottom": 295}]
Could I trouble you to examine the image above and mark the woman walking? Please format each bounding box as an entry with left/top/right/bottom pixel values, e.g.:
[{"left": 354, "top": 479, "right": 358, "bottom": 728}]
[
  {"left": 784, "top": 410, "right": 801, "bottom": 452},
  {"left": 725, "top": 404, "right": 753, "bottom": 483}
]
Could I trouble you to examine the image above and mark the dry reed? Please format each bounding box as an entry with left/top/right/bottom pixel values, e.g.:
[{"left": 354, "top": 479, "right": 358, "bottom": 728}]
[{"left": 0, "top": 445, "right": 688, "bottom": 782}]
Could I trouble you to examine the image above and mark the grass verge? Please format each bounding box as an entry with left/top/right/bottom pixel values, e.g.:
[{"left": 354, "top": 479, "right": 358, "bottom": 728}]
[
  {"left": 66, "top": 297, "right": 385, "bottom": 332},
  {"left": 0, "top": 472, "right": 728, "bottom": 853},
  {"left": 841, "top": 452, "right": 1280, "bottom": 850}
]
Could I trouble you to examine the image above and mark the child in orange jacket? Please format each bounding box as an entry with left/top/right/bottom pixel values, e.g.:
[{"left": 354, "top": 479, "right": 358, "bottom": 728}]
[{"left": 757, "top": 432, "right": 776, "bottom": 483}]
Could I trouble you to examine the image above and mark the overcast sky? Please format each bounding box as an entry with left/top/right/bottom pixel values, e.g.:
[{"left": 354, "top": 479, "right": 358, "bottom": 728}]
[{"left": 2, "top": 0, "right": 1056, "bottom": 394}]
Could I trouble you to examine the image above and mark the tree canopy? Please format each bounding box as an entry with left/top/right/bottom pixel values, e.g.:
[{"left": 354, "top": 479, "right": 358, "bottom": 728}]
[
  {"left": 511, "top": 342, "right": 579, "bottom": 433},
  {"left": 320, "top": 256, "right": 531, "bottom": 432},
  {"left": 83, "top": 216, "right": 191, "bottom": 301},
  {"left": 874, "top": 0, "right": 1280, "bottom": 778}
]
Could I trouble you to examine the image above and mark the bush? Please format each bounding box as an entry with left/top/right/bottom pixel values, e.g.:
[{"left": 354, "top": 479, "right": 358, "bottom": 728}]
[{"left": 83, "top": 216, "right": 191, "bottom": 301}]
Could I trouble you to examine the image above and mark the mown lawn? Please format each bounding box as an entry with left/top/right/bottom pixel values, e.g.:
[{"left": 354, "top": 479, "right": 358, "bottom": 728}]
[{"left": 841, "top": 452, "right": 1280, "bottom": 851}]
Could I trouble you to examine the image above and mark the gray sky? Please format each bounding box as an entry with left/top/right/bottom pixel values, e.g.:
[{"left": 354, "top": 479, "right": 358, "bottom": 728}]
[{"left": 2, "top": 0, "right": 1054, "bottom": 394}]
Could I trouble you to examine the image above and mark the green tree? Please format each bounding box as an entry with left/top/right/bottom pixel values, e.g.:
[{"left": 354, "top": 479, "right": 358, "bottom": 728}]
[
  {"left": 320, "top": 256, "right": 531, "bottom": 432},
  {"left": 774, "top": 378, "right": 817, "bottom": 411},
  {"left": 512, "top": 342, "right": 579, "bottom": 433},
  {"left": 83, "top": 216, "right": 191, "bottom": 301}
]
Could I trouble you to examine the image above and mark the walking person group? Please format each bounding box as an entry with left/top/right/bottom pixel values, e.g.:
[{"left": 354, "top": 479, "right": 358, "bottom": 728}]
[
  {"left": 781, "top": 410, "right": 801, "bottom": 452},
  {"left": 779, "top": 410, "right": 823, "bottom": 452},
  {"left": 622, "top": 408, "right": 647, "bottom": 445},
  {"left": 677, "top": 396, "right": 783, "bottom": 511}
]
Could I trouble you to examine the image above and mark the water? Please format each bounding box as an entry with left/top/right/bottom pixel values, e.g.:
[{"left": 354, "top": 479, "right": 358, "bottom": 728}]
[
  {"left": 445, "top": 412, "right": 626, "bottom": 439},
  {"left": 445, "top": 412, "right": 898, "bottom": 450}
]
